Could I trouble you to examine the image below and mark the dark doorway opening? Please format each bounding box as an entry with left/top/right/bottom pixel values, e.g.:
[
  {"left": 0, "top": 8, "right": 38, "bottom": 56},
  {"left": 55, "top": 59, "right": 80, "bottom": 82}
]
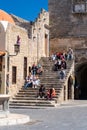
[
  {"left": 75, "top": 63, "right": 87, "bottom": 100},
  {"left": 79, "top": 67, "right": 87, "bottom": 99},
  {"left": 67, "top": 76, "right": 73, "bottom": 99}
]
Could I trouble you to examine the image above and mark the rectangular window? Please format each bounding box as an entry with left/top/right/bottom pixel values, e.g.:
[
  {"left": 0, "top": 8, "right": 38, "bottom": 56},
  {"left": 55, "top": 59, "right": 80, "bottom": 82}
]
[
  {"left": 12, "top": 66, "right": 17, "bottom": 84},
  {"left": 0, "top": 57, "right": 2, "bottom": 71},
  {"left": 72, "top": 0, "right": 86, "bottom": 13},
  {"left": 24, "top": 57, "right": 27, "bottom": 79},
  {"left": 7, "top": 57, "right": 9, "bottom": 72},
  {"left": 45, "top": 34, "right": 48, "bottom": 56},
  {"left": 74, "top": 4, "right": 85, "bottom": 12}
]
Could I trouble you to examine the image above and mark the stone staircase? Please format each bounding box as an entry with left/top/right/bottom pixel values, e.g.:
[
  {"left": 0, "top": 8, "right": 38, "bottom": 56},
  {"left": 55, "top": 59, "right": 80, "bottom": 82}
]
[{"left": 10, "top": 57, "right": 74, "bottom": 109}]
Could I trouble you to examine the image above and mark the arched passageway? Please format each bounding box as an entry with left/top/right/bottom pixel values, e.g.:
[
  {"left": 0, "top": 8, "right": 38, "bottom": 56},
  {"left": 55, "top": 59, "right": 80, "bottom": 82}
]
[
  {"left": 75, "top": 62, "right": 87, "bottom": 99},
  {"left": 68, "top": 75, "right": 73, "bottom": 100}
]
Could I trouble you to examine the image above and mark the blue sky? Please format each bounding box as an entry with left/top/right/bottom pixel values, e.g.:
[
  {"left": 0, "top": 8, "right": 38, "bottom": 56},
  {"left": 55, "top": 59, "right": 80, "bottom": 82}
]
[{"left": 0, "top": 0, "right": 48, "bottom": 21}]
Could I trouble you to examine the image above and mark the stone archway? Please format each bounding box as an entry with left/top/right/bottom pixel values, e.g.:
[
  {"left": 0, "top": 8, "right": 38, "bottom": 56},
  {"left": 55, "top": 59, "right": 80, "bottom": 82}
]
[
  {"left": 79, "top": 66, "right": 87, "bottom": 99},
  {"left": 67, "top": 75, "right": 73, "bottom": 99},
  {"left": 75, "top": 61, "right": 87, "bottom": 99}
]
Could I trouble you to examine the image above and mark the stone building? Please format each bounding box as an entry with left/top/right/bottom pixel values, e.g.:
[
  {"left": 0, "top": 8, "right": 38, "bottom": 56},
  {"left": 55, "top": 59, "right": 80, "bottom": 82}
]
[
  {"left": 0, "top": 9, "right": 49, "bottom": 97},
  {"left": 49, "top": 0, "right": 87, "bottom": 51},
  {"left": 49, "top": 0, "right": 87, "bottom": 99}
]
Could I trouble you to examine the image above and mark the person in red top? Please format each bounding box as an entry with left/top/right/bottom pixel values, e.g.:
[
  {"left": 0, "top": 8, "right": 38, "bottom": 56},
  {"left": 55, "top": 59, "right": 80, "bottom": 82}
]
[
  {"left": 47, "top": 87, "right": 56, "bottom": 100},
  {"left": 52, "top": 88, "right": 56, "bottom": 97}
]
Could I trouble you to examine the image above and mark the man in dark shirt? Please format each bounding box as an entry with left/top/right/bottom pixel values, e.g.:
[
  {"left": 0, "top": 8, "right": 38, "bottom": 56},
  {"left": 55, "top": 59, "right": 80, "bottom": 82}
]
[{"left": 38, "top": 85, "right": 46, "bottom": 98}]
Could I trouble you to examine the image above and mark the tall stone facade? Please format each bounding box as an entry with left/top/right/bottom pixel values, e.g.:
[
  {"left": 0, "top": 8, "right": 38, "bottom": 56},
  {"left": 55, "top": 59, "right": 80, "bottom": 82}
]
[
  {"left": 0, "top": 9, "right": 49, "bottom": 97},
  {"left": 49, "top": 0, "right": 87, "bottom": 99},
  {"left": 49, "top": 0, "right": 87, "bottom": 52}
]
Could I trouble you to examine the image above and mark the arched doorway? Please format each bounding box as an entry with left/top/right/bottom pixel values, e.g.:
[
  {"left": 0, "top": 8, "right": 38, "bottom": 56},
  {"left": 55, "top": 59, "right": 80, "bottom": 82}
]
[
  {"left": 67, "top": 75, "right": 73, "bottom": 99},
  {"left": 79, "top": 67, "right": 87, "bottom": 99},
  {"left": 75, "top": 62, "right": 87, "bottom": 99}
]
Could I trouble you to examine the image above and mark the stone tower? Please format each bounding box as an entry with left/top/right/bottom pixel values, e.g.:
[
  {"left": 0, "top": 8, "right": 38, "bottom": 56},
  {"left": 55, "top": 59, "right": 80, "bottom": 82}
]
[
  {"left": 49, "top": 0, "right": 87, "bottom": 99},
  {"left": 49, "top": 0, "right": 87, "bottom": 51}
]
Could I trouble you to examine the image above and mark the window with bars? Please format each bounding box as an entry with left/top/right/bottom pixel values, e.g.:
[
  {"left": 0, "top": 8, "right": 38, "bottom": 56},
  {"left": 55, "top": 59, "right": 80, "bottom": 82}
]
[
  {"left": 72, "top": 0, "right": 87, "bottom": 13},
  {"left": 12, "top": 66, "right": 17, "bottom": 84},
  {"left": 24, "top": 57, "right": 27, "bottom": 79}
]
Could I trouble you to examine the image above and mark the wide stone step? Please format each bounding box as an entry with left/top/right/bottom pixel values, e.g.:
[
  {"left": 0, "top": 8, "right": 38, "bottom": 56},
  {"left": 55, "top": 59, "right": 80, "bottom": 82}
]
[
  {"left": 15, "top": 92, "right": 61, "bottom": 98},
  {"left": 40, "top": 80, "right": 62, "bottom": 83},
  {"left": 12, "top": 97, "right": 58, "bottom": 100},
  {"left": 16, "top": 94, "right": 37, "bottom": 97},
  {"left": 10, "top": 99, "right": 55, "bottom": 104},
  {"left": 18, "top": 92, "right": 60, "bottom": 96},
  {"left": 18, "top": 91, "right": 38, "bottom": 94},
  {"left": 39, "top": 83, "right": 65, "bottom": 86},
  {"left": 19, "top": 89, "right": 38, "bottom": 92},
  {"left": 19, "top": 88, "right": 62, "bottom": 92},
  {"left": 10, "top": 103, "right": 56, "bottom": 108},
  {"left": 10, "top": 57, "right": 74, "bottom": 108},
  {"left": 41, "top": 73, "right": 58, "bottom": 76},
  {"left": 15, "top": 93, "right": 60, "bottom": 98},
  {"left": 17, "top": 93, "right": 37, "bottom": 96},
  {"left": 10, "top": 99, "right": 56, "bottom": 107},
  {"left": 40, "top": 72, "right": 69, "bottom": 76}
]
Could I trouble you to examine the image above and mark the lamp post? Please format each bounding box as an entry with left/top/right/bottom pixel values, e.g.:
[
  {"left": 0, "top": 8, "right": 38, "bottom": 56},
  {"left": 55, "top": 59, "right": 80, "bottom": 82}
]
[
  {"left": 8, "top": 35, "right": 20, "bottom": 56},
  {"left": 8, "top": 44, "right": 20, "bottom": 57},
  {"left": 5, "top": 43, "right": 20, "bottom": 94}
]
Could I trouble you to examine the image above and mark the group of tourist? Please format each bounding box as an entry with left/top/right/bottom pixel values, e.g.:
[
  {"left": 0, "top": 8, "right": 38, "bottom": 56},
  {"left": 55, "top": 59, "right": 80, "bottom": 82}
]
[
  {"left": 24, "top": 73, "right": 40, "bottom": 89},
  {"left": 51, "top": 48, "right": 74, "bottom": 80},
  {"left": 51, "top": 48, "right": 73, "bottom": 62},
  {"left": 37, "top": 85, "right": 56, "bottom": 100},
  {"left": 24, "top": 62, "right": 44, "bottom": 89},
  {"left": 23, "top": 47, "right": 73, "bottom": 100},
  {"left": 24, "top": 75, "right": 56, "bottom": 100},
  {"left": 30, "top": 62, "right": 44, "bottom": 76}
]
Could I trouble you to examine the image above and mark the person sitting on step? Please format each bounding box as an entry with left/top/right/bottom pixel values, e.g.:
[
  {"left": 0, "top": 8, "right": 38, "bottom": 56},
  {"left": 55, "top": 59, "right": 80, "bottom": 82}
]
[
  {"left": 24, "top": 74, "right": 33, "bottom": 89},
  {"left": 46, "top": 87, "right": 56, "bottom": 100},
  {"left": 37, "top": 63, "right": 44, "bottom": 75},
  {"left": 37, "top": 85, "right": 46, "bottom": 98},
  {"left": 32, "top": 75, "right": 40, "bottom": 88},
  {"left": 24, "top": 79, "right": 33, "bottom": 89},
  {"left": 59, "top": 67, "right": 66, "bottom": 80}
]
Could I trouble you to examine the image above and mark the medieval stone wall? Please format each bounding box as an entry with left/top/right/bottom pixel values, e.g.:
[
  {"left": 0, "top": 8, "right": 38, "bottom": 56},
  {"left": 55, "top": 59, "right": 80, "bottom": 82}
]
[
  {"left": 49, "top": 0, "right": 87, "bottom": 51},
  {"left": 11, "top": 14, "right": 32, "bottom": 39},
  {"left": 6, "top": 24, "right": 29, "bottom": 96},
  {"left": 50, "top": 37, "right": 86, "bottom": 53},
  {"left": 0, "top": 22, "right": 6, "bottom": 51},
  {"left": 32, "top": 9, "right": 49, "bottom": 59}
]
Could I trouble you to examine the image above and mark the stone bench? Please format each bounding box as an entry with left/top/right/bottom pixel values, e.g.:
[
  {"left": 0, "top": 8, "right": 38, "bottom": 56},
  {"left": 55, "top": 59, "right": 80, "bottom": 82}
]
[{"left": 0, "top": 95, "right": 10, "bottom": 118}]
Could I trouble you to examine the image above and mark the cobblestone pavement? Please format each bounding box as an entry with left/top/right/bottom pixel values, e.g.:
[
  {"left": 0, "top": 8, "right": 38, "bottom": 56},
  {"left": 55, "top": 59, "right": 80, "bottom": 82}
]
[{"left": 1, "top": 100, "right": 87, "bottom": 130}]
